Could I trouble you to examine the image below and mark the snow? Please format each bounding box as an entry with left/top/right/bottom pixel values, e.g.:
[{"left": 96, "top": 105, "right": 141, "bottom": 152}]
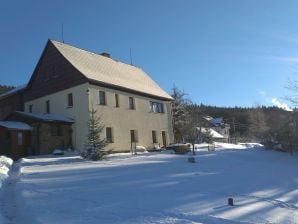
[
  {"left": 0, "top": 156, "right": 13, "bottom": 222},
  {"left": 0, "top": 145, "right": 298, "bottom": 223},
  {"left": 198, "top": 128, "right": 224, "bottom": 138},
  {"left": 0, "top": 156, "right": 13, "bottom": 188},
  {"left": 0, "top": 121, "right": 32, "bottom": 131},
  {"left": 14, "top": 111, "right": 74, "bottom": 123}
]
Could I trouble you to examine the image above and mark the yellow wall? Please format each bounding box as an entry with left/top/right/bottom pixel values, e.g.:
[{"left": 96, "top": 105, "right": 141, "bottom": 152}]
[
  {"left": 88, "top": 84, "right": 174, "bottom": 151},
  {"left": 24, "top": 83, "right": 90, "bottom": 150},
  {"left": 24, "top": 83, "right": 174, "bottom": 152}
]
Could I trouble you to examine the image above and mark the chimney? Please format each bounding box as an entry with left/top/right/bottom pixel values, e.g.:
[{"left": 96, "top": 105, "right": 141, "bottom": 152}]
[{"left": 100, "top": 52, "right": 110, "bottom": 58}]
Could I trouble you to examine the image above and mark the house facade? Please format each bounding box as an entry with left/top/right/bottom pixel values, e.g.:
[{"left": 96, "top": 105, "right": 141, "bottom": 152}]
[{"left": 1, "top": 39, "right": 174, "bottom": 154}]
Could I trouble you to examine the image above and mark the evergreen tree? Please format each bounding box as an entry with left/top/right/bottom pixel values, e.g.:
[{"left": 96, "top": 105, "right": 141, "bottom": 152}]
[
  {"left": 0, "top": 85, "right": 15, "bottom": 94},
  {"left": 202, "top": 128, "right": 214, "bottom": 144},
  {"left": 81, "top": 107, "right": 107, "bottom": 160},
  {"left": 170, "top": 86, "right": 190, "bottom": 142}
]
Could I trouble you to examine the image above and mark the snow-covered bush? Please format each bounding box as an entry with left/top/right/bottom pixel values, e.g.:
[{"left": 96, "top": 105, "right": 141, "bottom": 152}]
[
  {"left": 0, "top": 156, "right": 13, "bottom": 168},
  {"left": 0, "top": 156, "right": 13, "bottom": 188}
]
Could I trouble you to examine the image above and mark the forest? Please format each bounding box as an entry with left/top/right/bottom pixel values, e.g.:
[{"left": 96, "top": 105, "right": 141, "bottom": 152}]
[{"left": 171, "top": 87, "right": 297, "bottom": 153}]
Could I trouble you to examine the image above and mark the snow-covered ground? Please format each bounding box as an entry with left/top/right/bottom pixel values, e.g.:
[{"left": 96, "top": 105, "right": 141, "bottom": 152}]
[
  {"left": 1, "top": 146, "right": 298, "bottom": 224},
  {"left": 0, "top": 156, "right": 13, "bottom": 223}
]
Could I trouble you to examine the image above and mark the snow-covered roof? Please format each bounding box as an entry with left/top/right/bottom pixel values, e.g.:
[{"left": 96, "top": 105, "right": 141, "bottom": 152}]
[
  {"left": 14, "top": 111, "right": 74, "bottom": 123},
  {"left": 203, "top": 116, "right": 224, "bottom": 126},
  {"left": 0, "top": 84, "right": 27, "bottom": 99},
  {"left": 197, "top": 127, "right": 224, "bottom": 138},
  {"left": 0, "top": 121, "right": 32, "bottom": 131},
  {"left": 50, "top": 40, "right": 173, "bottom": 101}
]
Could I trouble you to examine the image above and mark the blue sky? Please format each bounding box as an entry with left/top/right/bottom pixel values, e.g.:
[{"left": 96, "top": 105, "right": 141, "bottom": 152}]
[{"left": 1, "top": 0, "right": 298, "bottom": 108}]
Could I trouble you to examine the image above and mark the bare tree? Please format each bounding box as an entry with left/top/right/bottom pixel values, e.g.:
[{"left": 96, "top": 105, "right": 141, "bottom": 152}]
[{"left": 247, "top": 106, "right": 269, "bottom": 142}]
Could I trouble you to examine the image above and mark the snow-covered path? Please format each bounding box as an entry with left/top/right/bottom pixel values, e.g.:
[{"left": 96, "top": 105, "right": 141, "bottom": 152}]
[
  {"left": 0, "top": 162, "right": 20, "bottom": 224},
  {"left": 1, "top": 148, "right": 298, "bottom": 223}
]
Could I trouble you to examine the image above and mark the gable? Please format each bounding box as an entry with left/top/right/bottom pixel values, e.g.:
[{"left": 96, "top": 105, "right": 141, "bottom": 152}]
[{"left": 24, "top": 40, "right": 88, "bottom": 102}]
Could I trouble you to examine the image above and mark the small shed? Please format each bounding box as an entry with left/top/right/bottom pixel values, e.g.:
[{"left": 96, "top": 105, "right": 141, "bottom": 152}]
[
  {"left": 8, "top": 111, "right": 74, "bottom": 155},
  {"left": 0, "top": 121, "right": 32, "bottom": 160}
]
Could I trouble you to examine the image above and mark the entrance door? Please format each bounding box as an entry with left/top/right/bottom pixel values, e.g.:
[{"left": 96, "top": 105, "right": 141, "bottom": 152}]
[{"left": 162, "top": 131, "right": 167, "bottom": 147}]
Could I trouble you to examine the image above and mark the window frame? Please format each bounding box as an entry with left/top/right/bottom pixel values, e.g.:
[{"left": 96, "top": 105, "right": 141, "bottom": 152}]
[
  {"left": 128, "top": 97, "right": 135, "bottom": 110},
  {"left": 106, "top": 127, "right": 113, "bottom": 143},
  {"left": 115, "top": 94, "right": 119, "bottom": 108},
  {"left": 46, "top": 100, "right": 50, "bottom": 113},
  {"left": 150, "top": 101, "right": 164, "bottom": 113},
  {"left": 29, "top": 104, "right": 33, "bottom": 113},
  {"left": 17, "top": 132, "right": 23, "bottom": 145},
  {"left": 99, "top": 91, "right": 106, "bottom": 105},
  {"left": 67, "top": 93, "right": 73, "bottom": 107},
  {"left": 50, "top": 124, "right": 62, "bottom": 136},
  {"left": 152, "top": 130, "right": 157, "bottom": 144}
]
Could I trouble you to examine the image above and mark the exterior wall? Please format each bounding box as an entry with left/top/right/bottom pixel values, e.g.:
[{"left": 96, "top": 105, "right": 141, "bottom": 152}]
[
  {"left": 37, "top": 123, "right": 72, "bottom": 155},
  {"left": 24, "top": 83, "right": 90, "bottom": 150},
  {"left": 0, "top": 127, "right": 10, "bottom": 156},
  {"left": 24, "top": 83, "right": 174, "bottom": 152},
  {"left": 88, "top": 84, "right": 174, "bottom": 152}
]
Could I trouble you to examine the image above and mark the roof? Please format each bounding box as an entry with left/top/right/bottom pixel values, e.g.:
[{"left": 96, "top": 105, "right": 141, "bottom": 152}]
[
  {"left": 197, "top": 127, "right": 224, "bottom": 138},
  {"left": 0, "top": 84, "right": 27, "bottom": 99},
  {"left": 0, "top": 121, "right": 32, "bottom": 131},
  {"left": 14, "top": 111, "right": 74, "bottom": 123},
  {"left": 203, "top": 116, "right": 224, "bottom": 126},
  {"left": 50, "top": 40, "right": 173, "bottom": 101}
]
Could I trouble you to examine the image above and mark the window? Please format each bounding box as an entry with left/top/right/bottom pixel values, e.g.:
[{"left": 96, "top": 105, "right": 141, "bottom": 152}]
[
  {"left": 51, "top": 125, "right": 61, "bottom": 136},
  {"left": 128, "top": 97, "right": 135, "bottom": 110},
  {"left": 106, "top": 127, "right": 113, "bottom": 143},
  {"left": 67, "top": 93, "right": 73, "bottom": 107},
  {"left": 17, "top": 132, "right": 23, "bottom": 145},
  {"left": 46, "top": 100, "right": 50, "bottom": 113},
  {"left": 115, "top": 94, "right": 119, "bottom": 107},
  {"left": 150, "top": 101, "right": 164, "bottom": 113},
  {"left": 29, "top": 105, "right": 33, "bottom": 113},
  {"left": 130, "top": 130, "right": 138, "bottom": 142},
  {"left": 152, "top": 130, "right": 157, "bottom": 143},
  {"left": 99, "top": 91, "right": 106, "bottom": 105}
]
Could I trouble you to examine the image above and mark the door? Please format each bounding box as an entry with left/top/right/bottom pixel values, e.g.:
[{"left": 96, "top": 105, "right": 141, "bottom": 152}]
[{"left": 162, "top": 131, "right": 167, "bottom": 147}]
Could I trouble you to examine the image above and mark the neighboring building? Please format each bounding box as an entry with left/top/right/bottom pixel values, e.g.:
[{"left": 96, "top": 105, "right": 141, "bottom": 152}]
[
  {"left": 196, "top": 127, "right": 226, "bottom": 142},
  {"left": 1, "top": 39, "right": 174, "bottom": 155},
  {"left": 202, "top": 116, "right": 230, "bottom": 142}
]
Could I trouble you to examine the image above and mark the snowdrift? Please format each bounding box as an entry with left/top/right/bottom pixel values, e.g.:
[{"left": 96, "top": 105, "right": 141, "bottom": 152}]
[{"left": 0, "top": 156, "right": 13, "bottom": 188}]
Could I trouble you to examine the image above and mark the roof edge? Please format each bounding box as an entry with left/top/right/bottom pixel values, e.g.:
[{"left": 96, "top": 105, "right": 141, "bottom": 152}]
[{"left": 88, "top": 79, "right": 173, "bottom": 101}]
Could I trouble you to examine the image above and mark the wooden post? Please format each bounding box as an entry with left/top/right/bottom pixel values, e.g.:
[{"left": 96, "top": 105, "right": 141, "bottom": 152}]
[{"left": 228, "top": 198, "right": 234, "bottom": 206}]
